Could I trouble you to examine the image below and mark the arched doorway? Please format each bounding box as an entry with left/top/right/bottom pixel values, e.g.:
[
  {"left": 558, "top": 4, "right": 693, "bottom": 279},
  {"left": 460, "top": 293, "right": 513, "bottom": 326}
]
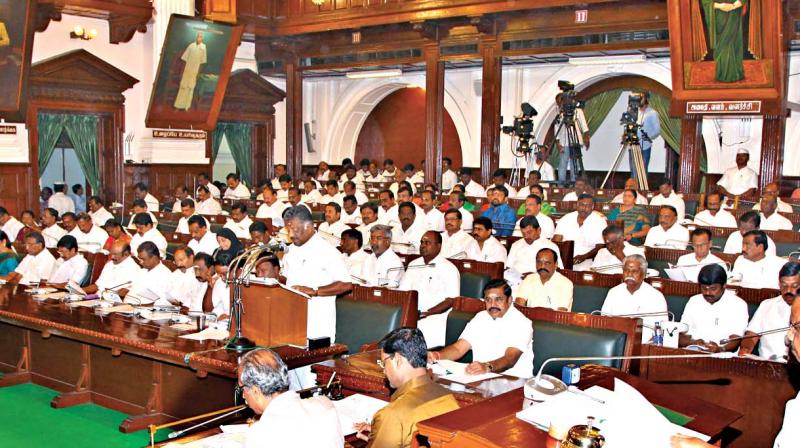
[{"left": 354, "top": 87, "right": 462, "bottom": 170}]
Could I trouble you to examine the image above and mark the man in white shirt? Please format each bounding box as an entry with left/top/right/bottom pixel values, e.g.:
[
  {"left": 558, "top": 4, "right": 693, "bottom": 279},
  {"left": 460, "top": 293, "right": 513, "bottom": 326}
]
[
  {"left": 381, "top": 159, "right": 397, "bottom": 182},
  {"left": 601, "top": 255, "right": 668, "bottom": 343},
  {"left": 255, "top": 186, "right": 288, "bottom": 228},
  {"left": 472, "top": 217, "right": 507, "bottom": 264},
  {"left": 88, "top": 196, "right": 114, "bottom": 228},
  {"left": 391, "top": 202, "right": 426, "bottom": 255},
  {"left": 196, "top": 172, "right": 221, "bottom": 199},
  {"left": 515, "top": 248, "right": 573, "bottom": 311},
  {"left": 591, "top": 225, "right": 645, "bottom": 275},
  {"left": 195, "top": 185, "right": 223, "bottom": 215},
  {"left": 125, "top": 242, "right": 173, "bottom": 306},
  {"left": 676, "top": 228, "right": 725, "bottom": 283},
  {"left": 359, "top": 225, "right": 404, "bottom": 287},
  {"left": 274, "top": 175, "right": 293, "bottom": 202},
  {"left": 192, "top": 252, "right": 230, "bottom": 318},
  {"left": 129, "top": 213, "right": 168, "bottom": 259},
  {"left": 716, "top": 148, "right": 758, "bottom": 199},
  {"left": 489, "top": 169, "right": 517, "bottom": 198},
  {"left": 513, "top": 194, "right": 554, "bottom": 239},
  {"left": 528, "top": 152, "right": 555, "bottom": 183},
  {"left": 752, "top": 182, "right": 793, "bottom": 213},
  {"left": 41, "top": 208, "right": 67, "bottom": 249},
  {"left": 48, "top": 235, "right": 89, "bottom": 287},
  {"left": 340, "top": 195, "right": 362, "bottom": 225},
  {"left": 239, "top": 349, "right": 343, "bottom": 448},
  {"left": 187, "top": 215, "right": 220, "bottom": 256},
  {"left": 223, "top": 202, "right": 254, "bottom": 240},
  {"left": 175, "top": 200, "right": 210, "bottom": 235},
  {"left": 455, "top": 167, "right": 486, "bottom": 197},
  {"left": 441, "top": 209, "right": 480, "bottom": 260},
  {"left": 301, "top": 179, "right": 323, "bottom": 206},
  {"left": 506, "top": 216, "right": 562, "bottom": 287},
  {"left": 83, "top": 240, "right": 141, "bottom": 295},
  {"left": 758, "top": 196, "right": 793, "bottom": 231},
  {"left": 0, "top": 207, "right": 24, "bottom": 243},
  {"left": 739, "top": 261, "right": 798, "bottom": 362},
  {"left": 171, "top": 186, "right": 194, "bottom": 213},
  {"left": 679, "top": 264, "right": 748, "bottom": 352},
  {"left": 448, "top": 191, "right": 474, "bottom": 231},
  {"left": 341, "top": 229, "right": 369, "bottom": 280},
  {"left": 126, "top": 199, "right": 159, "bottom": 231},
  {"left": 71, "top": 185, "right": 86, "bottom": 212},
  {"left": 732, "top": 230, "right": 786, "bottom": 289},
  {"left": 611, "top": 178, "right": 648, "bottom": 205},
  {"left": 224, "top": 173, "right": 251, "bottom": 200},
  {"left": 724, "top": 211, "right": 777, "bottom": 256},
  {"left": 316, "top": 161, "right": 333, "bottom": 182},
  {"left": 281, "top": 206, "right": 352, "bottom": 388},
  {"left": 644, "top": 205, "right": 690, "bottom": 250},
  {"left": 338, "top": 165, "right": 363, "bottom": 192},
  {"left": 560, "top": 177, "right": 590, "bottom": 202},
  {"left": 441, "top": 157, "right": 458, "bottom": 192},
  {"left": 420, "top": 190, "right": 444, "bottom": 232},
  {"left": 318, "top": 203, "right": 349, "bottom": 247},
  {"left": 515, "top": 171, "right": 549, "bottom": 200},
  {"left": 165, "top": 246, "right": 203, "bottom": 309},
  {"left": 48, "top": 183, "right": 76, "bottom": 216},
  {"left": 341, "top": 181, "right": 368, "bottom": 205},
  {"left": 133, "top": 182, "right": 160, "bottom": 212},
  {"left": 401, "top": 231, "right": 460, "bottom": 347},
  {"left": 270, "top": 164, "right": 287, "bottom": 190},
  {"left": 70, "top": 214, "right": 109, "bottom": 253},
  {"left": 365, "top": 162, "right": 383, "bottom": 184},
  {"left": 694, "top": 192, "right": 737, "bottom": 228},
  {"left": 377, "top": 190, "right": 399, "bottom": 227},
  {"left": 429, "top": 279, "right": 534, "bottom": 378},
  {"left": 319, "top": 180, "right": 343, "bottom": 206},
  {"left": 649, "top": 180, "right": 685, "bottom": 222},
  {"left": 553, "top": 194, "right": 607, "bottom": 268},
  {"left": 61, "top": 212, "right": 78, "bottom": 233},
  {"left": 357, "top": 203, "right": 381, "bottom": 243},
  {"left": 3, "top": 232, "right": 55, "bottom": 284}
]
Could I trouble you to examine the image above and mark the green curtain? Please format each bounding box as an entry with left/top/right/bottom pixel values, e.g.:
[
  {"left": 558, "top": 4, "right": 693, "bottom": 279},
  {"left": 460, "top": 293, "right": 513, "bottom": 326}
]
[
  {"left": 219, "top": 122, "right": 252, "bottom": 186},
  {"left": 211, "top": 123, "right": 226, "bottom": 163},
  {"left": 648, "top": 93, "right": 682, "bottom": 156},
  {"left": 37, "top": 113, "right": 65, "bottom": 175},
  {"left": 61, "top": 114, "right": 101, "bottom": 194},
  {"left": 548, "top": 89, "right": 623, "bottom": 167}
]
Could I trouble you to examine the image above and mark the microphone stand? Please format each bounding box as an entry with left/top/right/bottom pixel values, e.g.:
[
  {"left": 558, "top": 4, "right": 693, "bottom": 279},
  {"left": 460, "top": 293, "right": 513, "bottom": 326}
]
[
  {"left": 147, "top": 404, "right": 248, "bottom": 447},
  {"left": 718, "top": 323, "right": 799, "bottom": 345},
  {"left": 224, "top": 244, "right": 273, "bottom": 352}
]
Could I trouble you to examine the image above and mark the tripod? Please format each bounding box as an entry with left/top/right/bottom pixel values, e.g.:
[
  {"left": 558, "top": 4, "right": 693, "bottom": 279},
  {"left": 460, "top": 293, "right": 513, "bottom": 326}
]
[
  {"left": 549, "top": 115, "right": 585, "bottom": 186},
  {"left": 601, "top": 128, "right": 649, "bottom": 190}
]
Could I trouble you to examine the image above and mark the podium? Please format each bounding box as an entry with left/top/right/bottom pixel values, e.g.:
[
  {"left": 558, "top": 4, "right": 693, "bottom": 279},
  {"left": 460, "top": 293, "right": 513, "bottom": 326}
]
[{"left": 228, "top": 283, "right": 308, "bottom": 347}]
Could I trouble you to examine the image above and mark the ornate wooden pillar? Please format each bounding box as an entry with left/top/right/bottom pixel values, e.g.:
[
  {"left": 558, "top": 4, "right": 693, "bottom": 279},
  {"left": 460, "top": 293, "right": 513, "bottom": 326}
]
[
  {"left": 285, "top": 57, "right": 303, "bottom": 180},
  {"left": 677, "top": 115, "right": 703, "bottom": 193},
  {"left": 759, "top": 114, "right": 785, "bottom": 192},
  {"left": 424, "top": 43, "right": 444, "bottom": 186},
  {"left": 479, "top": 35, "right": 502, "bottom": 184}
]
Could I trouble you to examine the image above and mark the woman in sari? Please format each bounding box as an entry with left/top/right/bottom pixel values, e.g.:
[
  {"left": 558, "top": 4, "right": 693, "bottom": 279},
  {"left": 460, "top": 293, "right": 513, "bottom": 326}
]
[
  {"left": 0, "top": 231, "right": 19, "bottom": 276},
  {"left": 606, "top": 189, "right": 651, "bottom": 245}
]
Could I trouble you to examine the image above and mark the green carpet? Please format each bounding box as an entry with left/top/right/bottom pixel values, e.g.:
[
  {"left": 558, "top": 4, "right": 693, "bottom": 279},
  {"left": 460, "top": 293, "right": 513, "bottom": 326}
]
[{"left": 0, "top": 383, "right": 170, "bottom": 448}]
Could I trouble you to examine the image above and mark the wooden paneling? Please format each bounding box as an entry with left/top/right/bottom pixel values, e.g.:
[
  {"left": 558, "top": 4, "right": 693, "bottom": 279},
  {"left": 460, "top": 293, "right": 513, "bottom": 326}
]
[
  {"left": 0, "top": 165, "right": 36, "bottom": 217},
  {"left": 678, "top": 115, "right": 703, "bottom": 194},
  {"left": 424, "top": 42, "right": 444, "bottom": 186},
  {"left": 479, "top": 35, "right": 501, "bottom": 183},
  {"left": 38, "top": 0, "right": 152, "bottom": 44},
  {"left": 760, "top": 115, "right": 786, "bottom": 192},
  {"left": 285, "top": 57, "right": 303, "bottom": 179},
  {"left": 123, "top": 164, "right": 210, "bottom": 207},
  {"left": 204, "top": 0, "right": 237, "bottom": 24}
]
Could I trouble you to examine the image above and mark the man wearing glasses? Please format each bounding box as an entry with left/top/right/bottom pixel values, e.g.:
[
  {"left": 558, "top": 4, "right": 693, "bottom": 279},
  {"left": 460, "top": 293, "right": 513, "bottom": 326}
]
[
  {"left": 355, "top": 328, "right": 459, "bottom": 447},
  {"left": 427, "top": 279, "right": 534, "bottom": 378}
]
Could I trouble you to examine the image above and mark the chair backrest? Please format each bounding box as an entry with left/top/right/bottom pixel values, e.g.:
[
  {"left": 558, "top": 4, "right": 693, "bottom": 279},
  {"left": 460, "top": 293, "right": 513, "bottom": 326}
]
[
  {"left": 348, "top": 285, "right": 419, "bottom": 328},
  {"left": 460, "top": 272, "right": 490, "bottom": 299},
  {"left": 448, "top": 259, "right": 504, "bottom": 280},
  {"left": 440, "top": 296, "right": 485, "bottom": 361},
  {"left": 84, "top": 251, "right": 108, "bottom": 286},
  {"left": 336, "top": 299, "right": 405, "bottom": 354}
]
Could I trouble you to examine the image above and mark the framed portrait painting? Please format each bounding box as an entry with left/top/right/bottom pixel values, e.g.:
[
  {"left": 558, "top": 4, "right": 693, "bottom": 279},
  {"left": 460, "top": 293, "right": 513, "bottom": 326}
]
[
  {"left": 146, "top": 14, "right": 243, "bottom": 130},
  {"left": 667, "top": 0, "right": 788, "bottom": 115},
  {"left": 0, "top": 0, "right": 36, "bottom": 122}
]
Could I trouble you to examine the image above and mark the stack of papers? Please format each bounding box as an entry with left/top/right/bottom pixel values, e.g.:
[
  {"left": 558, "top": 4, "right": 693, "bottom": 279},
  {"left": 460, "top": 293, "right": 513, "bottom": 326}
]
[
  {"left": 332, "top": 394, "right": 389, "bottom": 435},
  {"left": 179, "top": 327, "right": 230, "bottom": 341},
  {"left": 161, "top": 432, "right": 245, "bottom": 448},
  {"left": 67, "top": 299, "right": 102, "bottom": 308},
  {"left": 429, "top": 360, "right": 500, "bottom": 384}
]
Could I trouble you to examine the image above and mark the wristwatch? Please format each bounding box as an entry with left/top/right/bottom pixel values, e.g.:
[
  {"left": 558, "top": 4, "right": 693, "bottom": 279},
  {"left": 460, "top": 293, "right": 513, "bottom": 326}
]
[
  {"left": 313, "top": 287, "right": 319, "bottom": 296},
  {"left": 483, "top": 362, "right": 494, "bottom": 372}
]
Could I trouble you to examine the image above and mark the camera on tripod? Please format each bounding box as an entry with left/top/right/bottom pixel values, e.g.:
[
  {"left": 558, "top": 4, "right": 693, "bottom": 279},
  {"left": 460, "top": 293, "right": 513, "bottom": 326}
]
[
  {"left": 620, "top": 92, "right": 644, "bottom": 143},
  {"left": 501, "top": 102, "right": 538, "bottom": 154},
  {"left": 557, "top": 80, "right": 584, "bottom": 125}
]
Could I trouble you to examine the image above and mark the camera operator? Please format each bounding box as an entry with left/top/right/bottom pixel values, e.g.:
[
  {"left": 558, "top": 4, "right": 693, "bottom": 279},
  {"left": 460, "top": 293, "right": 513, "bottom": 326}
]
[
  {"left": 632, "top": 91, "right": 660, "bottom": 181},
  {"left": 554, "top": 90, "right": 590, "bottom": 185}
]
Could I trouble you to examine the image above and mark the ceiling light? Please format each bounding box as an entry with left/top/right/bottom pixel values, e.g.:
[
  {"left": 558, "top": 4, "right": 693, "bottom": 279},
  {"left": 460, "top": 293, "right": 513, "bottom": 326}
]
[
  {"left": 345, "top": 69, "right": 402, "bottom": 79},
  {"left": 568, "top": 54, "right": 646, "bottom": 66},
  {"left": 311, "top": 0, "right": 325, "bottom": 5}
]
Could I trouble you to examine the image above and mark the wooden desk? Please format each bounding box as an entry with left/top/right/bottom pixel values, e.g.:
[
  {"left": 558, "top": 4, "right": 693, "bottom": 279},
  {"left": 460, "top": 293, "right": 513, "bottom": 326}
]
[
  {"left": 417, "top": 364, "right": 742, "bottom": 448},
  {"left": 312, "top": 350, "right": 526, "bottom": 406},
  {"left": 0, "top": 284, "right": 346, "bottom": 433}
]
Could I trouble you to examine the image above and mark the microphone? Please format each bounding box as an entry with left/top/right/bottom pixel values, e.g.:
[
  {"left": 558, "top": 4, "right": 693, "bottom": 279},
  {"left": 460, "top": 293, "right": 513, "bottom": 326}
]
[
  {"left": 350, "top": 275, "right": 368, "bottom": 285},
  {"left": 591, "top": 310, "right": 675, "bottom": 321},
  {"left": 166, "top": 405, "right": 247, "bottom": 439},
  {"left": 718, "top": 323, "right": 799, "bottom": 345},
  {"left": 653, "top": 239, "right": 689, "bottom": 249},
  {"left": 317, "top": 230, "right": 341, "bottom": 242}
]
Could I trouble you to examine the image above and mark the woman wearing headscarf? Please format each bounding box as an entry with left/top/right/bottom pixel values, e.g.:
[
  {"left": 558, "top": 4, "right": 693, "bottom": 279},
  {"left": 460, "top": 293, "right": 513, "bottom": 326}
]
[{"left": 213, "top": 228, "right": 244, "bottom": 273}]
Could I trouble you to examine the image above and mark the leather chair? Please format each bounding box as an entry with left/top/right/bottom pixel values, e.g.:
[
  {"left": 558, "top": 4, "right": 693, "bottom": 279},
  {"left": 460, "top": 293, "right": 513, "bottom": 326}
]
[
  {"left": 531, "top": 321, "right": 629, "bottom": 376},
  {"left": 571, "top": 285, "right": 610, "bottom": 314},
  {"left": 335, "top": 298, "right": 406, "bottom": 354},
  {"left": 460, "top": 272, "right": 490, "bottom": 299},
  {"left": 442, "top": 309, "right": 475, "bottom": 363}
]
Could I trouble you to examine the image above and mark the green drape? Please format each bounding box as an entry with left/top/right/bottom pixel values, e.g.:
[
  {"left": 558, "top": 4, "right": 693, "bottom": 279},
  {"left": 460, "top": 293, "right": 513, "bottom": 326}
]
[
  {"left": 61, "top": 115, "right": 101, "bottom": 193},
  {"left": 648, "top": 93, "right": 681, "bottom": 155},
  {"left": 213, "top": 122, "right": 253, "bottom": 186},
  {"left": 548, "top": 89, "right": 623, "bottom": 167},
  {"left": 37, "top": 113, "right": 65, "bottom": 175}
]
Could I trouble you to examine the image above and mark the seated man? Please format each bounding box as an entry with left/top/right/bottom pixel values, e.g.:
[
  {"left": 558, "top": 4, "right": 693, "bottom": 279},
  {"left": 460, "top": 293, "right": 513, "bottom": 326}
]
[
  {"left": 240, "top": 348, "right": 343, "bottom": 447},
  {"left": 429, "top": 279, "right": 534, "bottom": 378},
  {"left": 553, "top": 194, "right": 607, "bottom": 269},
  {"left": 193, "top": 252, "right": 230, "bottom": 317},
  {"left": 723, "top": 210, "right": 776, "bottom": 256},
  {"left": 41, "top": 208, "right": 67, "bottom": 248},
  {"left": 60, "top": 212, "right": 78, "bottom": 233},
  {"left": 480, "top": 185, "right": 516, "bottom": 237},
  {"left": 301, "top": 179, "right": 323, "bottom": 206},
  {"left": 249, "top": 221, "right": 270, "bottom": 246},
  {"left": 129, "top": 213, "right": 167, "bottom": 258},
  {"left": 125, "top": 242, "right": 172, "bottom": 306},
  {"left": 752, "top": 182, "right": 793, "bottom": 213},
  {"left": 341, "top": 229, "right": 369, "bottom": 279},
  {"left": 196, "top": 185, "right": 223, "bottom": 215},
  {"left": 455, "top": 167, "right": 485, "bottom": 197},
  {"left": 223, "top": 202, "right": 254, "bottom": 239},
  {"left": 514, "top": 248, "right": 573, "bottom": 311},
  {"left": 196, "top": 172, "right": 221, "bottom": 199},
  {"left": 560, "top": 177, "right": 590, "bottom": 202},
  {"left": 377, "top": 189, "right": 399, "bottom": 227},
  {"left": 716, "top": 148, "right": 758, "bottom": 199},
  {"left": 320, "top": 180, "right": 343, "bottom": 206},
  {"left": 87, "top": 196, "right": 114, "bottom": 228},
  {"left": 357, "top": 202, "right": 381, "bottom": 243},
  {"left": 489, "top": 169, "right": 517, "bottom": 198},
  {"left": 591, "top": 224, "right": 645, "bottom": 274},
  {"left": 0, "top": 207, "right": 24, "bottom": 241},
  {"left": 255, "top": 186, "right": 289, "bottom": 227},
  {"left": 693, "top": 192, "right": 737, "bottom": 228},
  {"left": 224, "top": 172, "right": 251, "bottom": 200},
  {"left": 359, "top": 225, "right": 404, "bottom": 287},
  {"left": 739, "top": 262, "right": 798, "bottom": 361},
  {"left": 644, "top": 205, "right": 689, "bottom": 249},
  {"left": 171, "top": 186, "right": 194, "bottom": 213},
  {"left": 679, "top": 264, "right": 748, "bottom": 352},
  {"left": 166, "top": 246, "right": 202, "bottom": 308},
  {"left": 176, "top": 199, "right": 210, "bottom": 234},
  {"left": 254, "top": 255, "right": 281, "bottom": 280},
  {"left": 356, "top": 328, "right": 460, "bottom": 447},
  {"left": 318, "top": 202, "right": 349, "bottom": 247},
  {"left": 506, "top": 216, "right": 562, "bottom": 286},
  {"left": 611, "top": 178, "right": 648, "bottom": 205},
  {"left": 513, "top": 194, "right": 554, "bottom": 239},
  {"left": 732, "top": 230, "right": 785, "bottom": 289},
  {"left": 675, "top": 228, "right": 725, "bottom": 283},
  {"left": 342, "top": 180, "right": 368, "bottom": 205},
  {"left": 649, "top": 180, "right": 685, "bottom": 222},
  {"left": 126, "top": 199, "right": 159, "bottom": 231},
  {"left": 187, "top": 215, "right": 220, "bottom": 256},
  {"left": 472, "top": 217, "right": 507, "bottom": 264},
  {"left": 441, "top": 209, "right": 479, "bottom": 259},
  {"left": 83, "top": 240, "right": 141, "bottom": 295},
  {"left": 391, "top": 202, "right": 426, "bottom": 255},
  {"left": 758, "top": 196, "right": 793, "bottom": 231},
  {"left": 340, "top": 195, "right": 362, "bottom": 225},
  {"left": 420, "top": 190, "right": 445, "bottom": 232},
  {"left": 2, "top": 232, "right": 55, "bottom": 284},
  {"left": 133, "top": 182, "right": 160, "bottom": 212},
  {"left": 70, "top": 213, "right": 109, "bottom": 253},
  {"left": 601, "top": 254, "right": 668, "bottom": 342},
  {"left": 48, "top": 235, "right": 89, "bottom": 288}
]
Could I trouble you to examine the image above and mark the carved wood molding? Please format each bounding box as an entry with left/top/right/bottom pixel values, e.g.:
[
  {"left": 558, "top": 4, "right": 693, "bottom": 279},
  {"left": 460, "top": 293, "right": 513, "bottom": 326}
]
[
  {"left": 219, "top": 69, "right": 286, "bottom": 122},
  {"left": 108, "top": 12, "right": 150, "bottom": 44},
  {"left": 36, "top": 0, "right": 152, "bottom": 44}
]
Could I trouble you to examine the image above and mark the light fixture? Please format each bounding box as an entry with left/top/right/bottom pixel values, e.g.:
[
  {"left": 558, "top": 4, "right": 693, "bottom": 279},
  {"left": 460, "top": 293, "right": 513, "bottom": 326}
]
[
  {"left": 345, "top": 69, "right": 402, "bottom": 79},
  {"left": 311, "top": 0, "right": 325, "bottom": 5},
  {"left": 567, "top": 54, "right": 645, "bottom": 66},
  {"left": 70, "top": 25, "right": 97, "bottom": 40}
]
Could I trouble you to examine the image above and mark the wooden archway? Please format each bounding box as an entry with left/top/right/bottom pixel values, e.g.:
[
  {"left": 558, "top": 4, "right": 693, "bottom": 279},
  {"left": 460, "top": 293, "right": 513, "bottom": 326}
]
[{"left": 26, "top": 49, "right": 138, "bottom": 209}]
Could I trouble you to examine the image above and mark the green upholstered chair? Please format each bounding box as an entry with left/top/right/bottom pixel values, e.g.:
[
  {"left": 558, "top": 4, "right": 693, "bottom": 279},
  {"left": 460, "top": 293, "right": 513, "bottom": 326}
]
[
  {"left": 648, "top": 258, "right": 671, "bottom": 278},
  {"left": 531, "top": 321, "right": 629, "bottom": 376},
  {"left": 774, "top": 241, "right": 795, "bottom": 257},
  {"left": 664, "top": 294, "right": 689, "bottom": 322},
  {"left": 571, "top": 285, "right": 610, "bottom": 314},
  {"left": 460, "top": 272, "right": 490, "bottom": 299},
  {"left": 335, "top": 299, "right": 405, "bottom": 354},
  {"left": 443, "top": 309, "right": 476, "bottom": 363},
  {"left": 684, "top": 200, "right": 699, "bottom": 218}
]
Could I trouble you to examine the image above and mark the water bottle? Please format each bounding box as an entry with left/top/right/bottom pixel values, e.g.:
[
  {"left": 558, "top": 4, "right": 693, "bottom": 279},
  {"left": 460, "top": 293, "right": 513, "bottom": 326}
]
[{"left": 653, "top": 321, "right": 664, "bottom": 346}]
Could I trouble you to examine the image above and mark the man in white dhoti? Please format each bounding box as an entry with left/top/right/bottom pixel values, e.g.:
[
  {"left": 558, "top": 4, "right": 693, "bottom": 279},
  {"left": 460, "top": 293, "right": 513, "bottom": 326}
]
[{"left": 174, "top": 31, "right": 207, "bottom": 111}]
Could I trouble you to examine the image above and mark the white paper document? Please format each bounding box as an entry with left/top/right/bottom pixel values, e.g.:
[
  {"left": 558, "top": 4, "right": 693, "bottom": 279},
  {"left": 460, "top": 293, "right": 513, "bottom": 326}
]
[
  {"left": 516, "top": 378, "right": 709, "bottom": 447},
  {"left": 161, "top": 432, "right": 244, "bottom": 448},
  {"left": 664, "top": 268, "right": 688, "bottom": 282},
  {"left": 332, "top": 394, "right": 389, "bottom": 435},
  {"left": 429, "top": 359, "right": 500, "bottom": 384},
  {"left": 179, "top": 327, "right": 230, "bottom": 341}
]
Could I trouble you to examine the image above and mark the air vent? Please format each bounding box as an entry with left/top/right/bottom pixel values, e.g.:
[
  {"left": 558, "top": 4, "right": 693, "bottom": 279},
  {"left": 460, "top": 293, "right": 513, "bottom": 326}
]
[
  {"left": 503, "top": 30, "right": 669, "bottom": 51},
  {"left": 300, "top": 48, "right": 422, "bottom": 68},
  {"left": 440, "top": 43, "right": 479, "bottom": 57}
]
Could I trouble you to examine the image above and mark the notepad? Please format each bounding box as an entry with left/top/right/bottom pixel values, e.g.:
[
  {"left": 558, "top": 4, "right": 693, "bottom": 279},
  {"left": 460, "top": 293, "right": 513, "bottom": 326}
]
[
  {"left": 429, "top": 359, "right": 500, "bottom": 384},
  {"left": 332, "top": 394, "right": 389, "bottom": 435}
]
